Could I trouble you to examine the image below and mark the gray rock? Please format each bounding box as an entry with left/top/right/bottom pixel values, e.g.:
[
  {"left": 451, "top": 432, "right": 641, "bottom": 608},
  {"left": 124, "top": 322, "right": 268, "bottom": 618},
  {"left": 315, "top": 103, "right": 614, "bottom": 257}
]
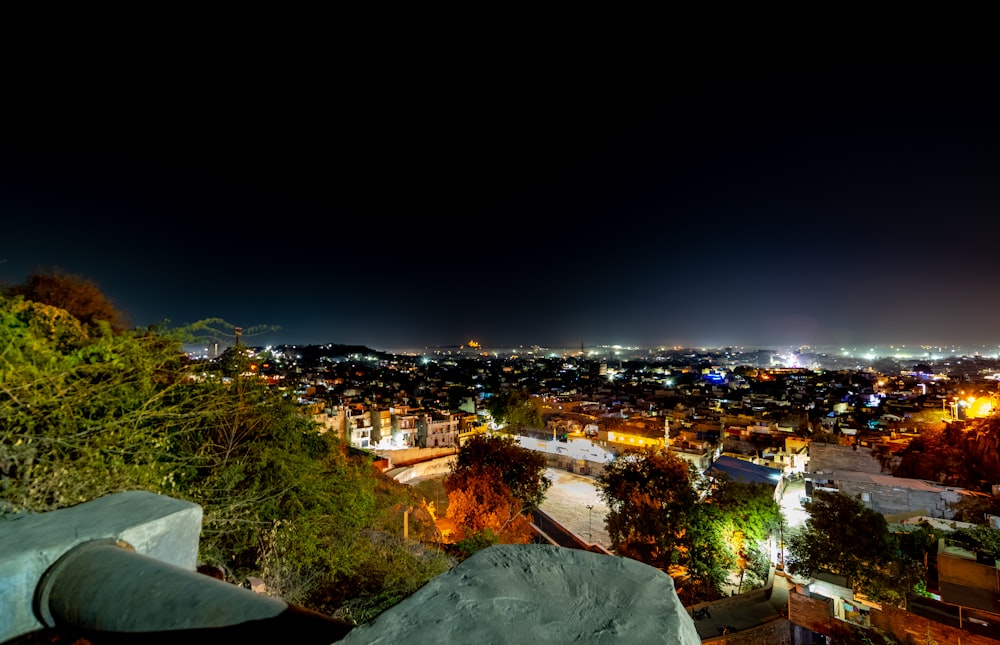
[{"left": 341, "top": 544, "right": 700, "bottom": 644}]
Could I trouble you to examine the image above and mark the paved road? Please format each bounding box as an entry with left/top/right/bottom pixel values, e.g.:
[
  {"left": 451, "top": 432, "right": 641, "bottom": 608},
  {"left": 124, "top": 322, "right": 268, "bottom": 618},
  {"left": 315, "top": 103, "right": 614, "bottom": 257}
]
[
  {"left": 780, "top": 477, "right": 809, "bottom": 528},
  {"left": 537, "top": 468, "right": 610, "bottom": 548}
]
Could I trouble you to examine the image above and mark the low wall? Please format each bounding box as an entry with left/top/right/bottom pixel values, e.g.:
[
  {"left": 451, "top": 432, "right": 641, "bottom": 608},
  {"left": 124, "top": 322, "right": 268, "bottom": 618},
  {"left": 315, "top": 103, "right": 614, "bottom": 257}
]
[
  {"left": 711, "top": 567, "right": 774, "bottom": 610},
  {"left": 788, "top": 590, "right": 837, "bottom": 637},
  {"left": 530, "top": 509, "right": 613, "bottom": 555},
  {"left": 388, "top": 455, "right": 457, "bottom": 484},
  {"left": 0, "top": 491, "right": 203, "bottom": 643},
  {"left": 377, "top": 447, "right": 457, "bottom": 468},
  {"left": 542, "top": 453, "right": 606, "bottom": 477},
  {"left": 704, "top": 619, "right": 792, "bottom": 644},
  {"left": 386, "top": 448, "right": 604, "bottom": 484},
  {"left": 872, "top": 601, "right": 1000, "bottom": 645}
]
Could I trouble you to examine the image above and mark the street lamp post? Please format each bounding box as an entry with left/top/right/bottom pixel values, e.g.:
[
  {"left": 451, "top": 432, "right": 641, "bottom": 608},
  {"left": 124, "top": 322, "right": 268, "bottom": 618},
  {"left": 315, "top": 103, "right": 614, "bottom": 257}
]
[
  {"left": 586, "top": 504, "right": 593, "bottom": 542},
  {"left": 779, "top": 520, "right": 785, "bottom": 570}
]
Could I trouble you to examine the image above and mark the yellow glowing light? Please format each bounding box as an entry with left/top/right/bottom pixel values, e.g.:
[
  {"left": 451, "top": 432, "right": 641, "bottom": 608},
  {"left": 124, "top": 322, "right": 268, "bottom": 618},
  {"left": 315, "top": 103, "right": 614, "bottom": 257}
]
[{"left": 970, "top": 397, "right": 994, "bottom": 418}]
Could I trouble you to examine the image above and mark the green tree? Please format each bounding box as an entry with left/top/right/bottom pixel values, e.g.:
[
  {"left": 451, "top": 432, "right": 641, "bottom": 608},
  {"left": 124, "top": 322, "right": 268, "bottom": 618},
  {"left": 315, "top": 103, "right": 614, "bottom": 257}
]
[
  {"left": 448, "top": 433, "right": 551, "bottom": 509},
  {"left": 0, "top": 295, "right": 183, "bottom": 512},
  {"left": 893, "top": 521, "right": 942, "bottom": 601},
  {"left": 596, "top": 447, "right": 699, "bottom": 571},
  {"left": 786, "top": 490, "right": 906, "bottom": 603},
  {"left": 683, "top": 499, "right": 733, "bottom": 602},
  {"left": 826, "top": 623, "right": 898, "bottom": 645},
  {"left": 698, "top": 473, "right": 783, "bottom": 593},
  {"left": 442, "top": 433, "right": 550, "bottom": 553},
  {"left": 218, "top": 344, "right": 254, "bottom": 377},
  {"left": 0, "top": 290, "right": 450, "bottom": 620},
  {"left": 708, "top": 473, "right": 783, "bottom": 546},
  {"left": 947, "top": 524, "right": 1000, "bottom": 555},
  {"left": 444, "top": 467, "right": 533, "bottom": 547},
  {"left": 485, "top": 388, "right": 543, "bottom": 433},
  {"left": 5, "top": 269, "right": 130, "bottom": 333}
]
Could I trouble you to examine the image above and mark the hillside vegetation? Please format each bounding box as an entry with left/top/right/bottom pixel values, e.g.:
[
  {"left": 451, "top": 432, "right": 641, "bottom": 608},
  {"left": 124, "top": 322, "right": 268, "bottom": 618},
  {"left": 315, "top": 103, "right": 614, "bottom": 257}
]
[{"left": 0, "top": 276, "right": 451, "bottom": 622}]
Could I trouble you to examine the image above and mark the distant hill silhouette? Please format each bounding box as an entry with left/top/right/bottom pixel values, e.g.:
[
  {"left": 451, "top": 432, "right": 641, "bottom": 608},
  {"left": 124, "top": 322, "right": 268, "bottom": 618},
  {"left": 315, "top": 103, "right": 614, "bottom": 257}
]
[{"left": 269, "top": 344, "right": 389, "bottom": 363}]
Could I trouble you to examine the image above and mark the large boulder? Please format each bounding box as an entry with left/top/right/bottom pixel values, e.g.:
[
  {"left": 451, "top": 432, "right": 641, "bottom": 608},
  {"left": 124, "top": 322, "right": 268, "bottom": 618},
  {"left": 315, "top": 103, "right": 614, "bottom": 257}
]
[{"left": 341, "top": 544, "right": 700, "bottom": 644}]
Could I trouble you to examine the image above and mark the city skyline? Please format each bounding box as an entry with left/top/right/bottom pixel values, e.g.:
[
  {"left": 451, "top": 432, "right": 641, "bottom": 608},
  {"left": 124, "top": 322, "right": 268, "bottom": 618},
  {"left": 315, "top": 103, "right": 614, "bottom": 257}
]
[{"left": 4, "top": 63, "right": 1000, "bottom": 352}]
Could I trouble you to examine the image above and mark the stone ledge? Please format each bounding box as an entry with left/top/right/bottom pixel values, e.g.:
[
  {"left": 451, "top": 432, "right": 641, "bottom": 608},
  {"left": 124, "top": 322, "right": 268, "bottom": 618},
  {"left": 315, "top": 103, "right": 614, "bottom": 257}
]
[{"left": 0, "top": 491, "right": 202, "bottom": 643}]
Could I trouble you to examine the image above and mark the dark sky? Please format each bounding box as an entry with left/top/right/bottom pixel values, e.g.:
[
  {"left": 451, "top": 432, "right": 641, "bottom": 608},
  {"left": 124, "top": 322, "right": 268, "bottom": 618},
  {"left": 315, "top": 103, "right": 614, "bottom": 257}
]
[{"left": 3, "top": 59, "right": 999, "bottom": 352}]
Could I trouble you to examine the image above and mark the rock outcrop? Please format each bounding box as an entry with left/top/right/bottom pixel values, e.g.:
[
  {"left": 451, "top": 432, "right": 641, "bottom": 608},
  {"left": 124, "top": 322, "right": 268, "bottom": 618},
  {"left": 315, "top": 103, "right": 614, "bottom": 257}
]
[{"left": 340, "top": 543, "right": 700, "bottom": 644}]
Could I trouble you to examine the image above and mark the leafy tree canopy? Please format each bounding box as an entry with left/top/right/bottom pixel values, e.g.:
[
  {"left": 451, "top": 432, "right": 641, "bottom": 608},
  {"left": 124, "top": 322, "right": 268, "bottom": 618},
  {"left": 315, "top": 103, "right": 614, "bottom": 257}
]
[
  {"left": 685, "top": 473, "right": 781, "bottom": 591},
  {"left": 892, "top": 420, "right": 1000, "bottom": 490},
  {"left": 786, "top": 490, "right": 908, "bottom": 603},
  {"left": 0, "top": 289, "right": 449, "bottom": 620},
  {"left": 485, "top": 388, "right": 543, "bottom": 432},
  {"left": 947, "top": 524, "right": 1000, "bottom": 555},
  {"left": 4, "top": 269, "right": 130, "bottom": 334},
  {"left": 449, "top": 433, "right": 551, "bottom": 509},
  {"left": 707, "top": 473, "right": 783, "bottom": 546},
  {"left": 443, "top": 434, "right": 550, "bottom": 552},
  {"left": 443, "top": 467, "right": 534, "bottom": 547},
  {"left": 596, "top": 447, "right": 699, "bottom": 570}
]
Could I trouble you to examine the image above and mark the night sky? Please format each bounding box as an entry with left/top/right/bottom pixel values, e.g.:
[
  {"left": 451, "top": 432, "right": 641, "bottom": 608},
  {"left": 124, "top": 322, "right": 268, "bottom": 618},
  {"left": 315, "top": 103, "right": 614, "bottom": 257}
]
[{"left": 3, "top": 60, "right": 999, "bottom": 352}]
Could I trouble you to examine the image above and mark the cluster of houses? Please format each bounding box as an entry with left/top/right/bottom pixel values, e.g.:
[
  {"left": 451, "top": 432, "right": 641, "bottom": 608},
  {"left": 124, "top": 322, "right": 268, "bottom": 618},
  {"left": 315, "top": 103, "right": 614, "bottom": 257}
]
[{"left": 252, "top": 343, "right": 1000, "bottom": 642}]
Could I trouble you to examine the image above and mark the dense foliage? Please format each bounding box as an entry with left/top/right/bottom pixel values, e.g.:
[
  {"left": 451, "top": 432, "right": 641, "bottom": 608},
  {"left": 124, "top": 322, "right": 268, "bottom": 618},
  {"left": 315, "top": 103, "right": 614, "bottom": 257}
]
[
  {"left": 596, "top": 447, "right": 783, "bottom": 604},
  {"left": 893, "top": 419, "right": 1000, "bottom": 491},
  {"left": 0, "top": 296, "right": 179, "bottom": 511},
  {"left": 5, "top": 269, "right": 130, "bottom": 333},
  {"left": 597, "top": 447, "right": 699, "bottom": 570},
  {"left": 0, "top": 284, "right": 451, "bottom": 623},
  {"left": 786, "top": 490, "right": 919, "bottom": 605},
  {"left": 443, "top": 433, "right": 550, "bottom": 552},
  {"left": 484, "top": 387, "right": 543, "bottom": 432},
  {"left": 689, "top": 473, "right": 782, "bottom": 599},
  {"left": 450, "top": 432, "right": 551, "bottom": 509},
  {"left": 947, "top": 523, "right": 1000, "bottom": 556}
]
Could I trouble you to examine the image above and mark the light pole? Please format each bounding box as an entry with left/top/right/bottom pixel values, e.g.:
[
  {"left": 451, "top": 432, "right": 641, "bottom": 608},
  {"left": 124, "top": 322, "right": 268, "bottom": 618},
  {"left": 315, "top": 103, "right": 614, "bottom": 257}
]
[
  {"left": 778, "top": 519, "right": 785, "bottom": 570},
  {"left": 586, "top": 504, "right": 593, "bottom": 542}
]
